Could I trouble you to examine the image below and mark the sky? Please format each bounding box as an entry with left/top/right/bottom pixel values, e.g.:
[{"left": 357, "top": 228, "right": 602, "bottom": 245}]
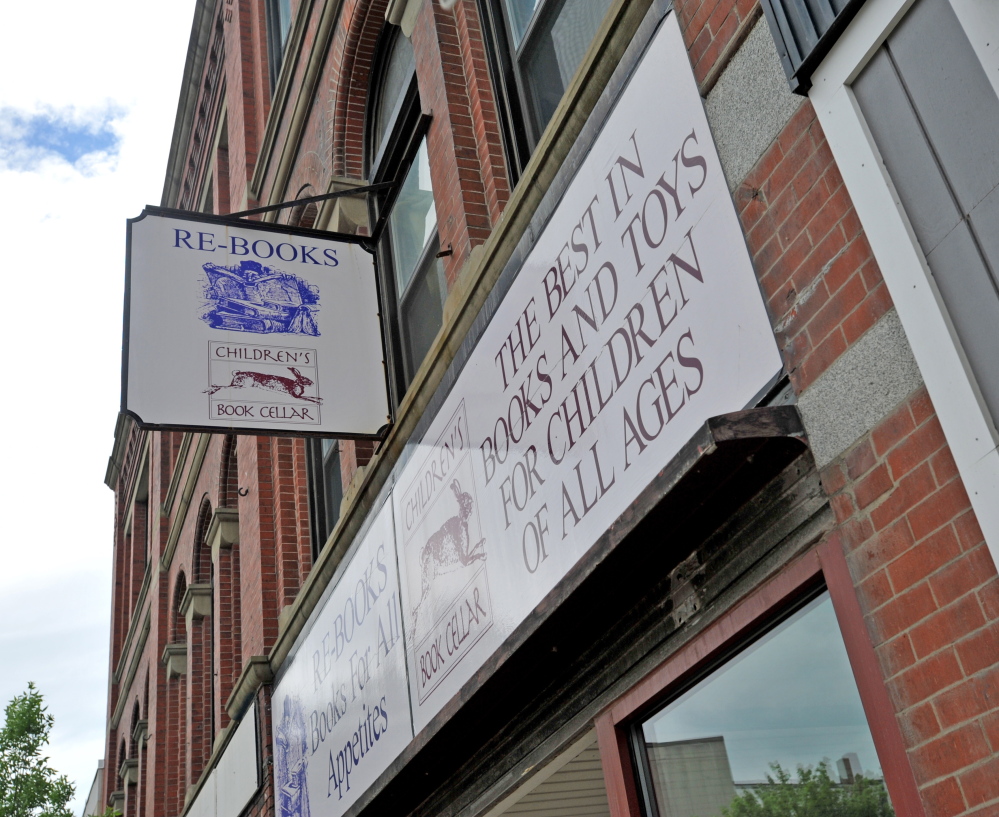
[
  {"left": 643, "top": 595, "right": 883, "bottom": 784},
  {"left": 0, "top": 2, "right": 196, "bottom": 813}
]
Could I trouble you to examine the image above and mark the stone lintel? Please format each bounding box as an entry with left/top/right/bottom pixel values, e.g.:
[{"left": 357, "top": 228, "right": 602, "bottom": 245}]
[
  {"left": 119, "top": 758, "right": 138, "bottom": 786},
  {"left": 161, "top": 642, "right": 188, "bottom": 678},
  {"left": 225, "top": 656, "right": 273, "bottom": 720},
  {"left": 208, "top": 507, "right": 239, "bottom": 563},
  {"left": 180, "top": 583, "right": 212, "bottom": 626},
  {"left": 132, "top": 718, "right": 148, "bottom": 747}
]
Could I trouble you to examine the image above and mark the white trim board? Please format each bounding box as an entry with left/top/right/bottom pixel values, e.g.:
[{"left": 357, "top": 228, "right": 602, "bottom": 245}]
[{"left": 808, "top": 0, "right": 999, "bottom": 566}]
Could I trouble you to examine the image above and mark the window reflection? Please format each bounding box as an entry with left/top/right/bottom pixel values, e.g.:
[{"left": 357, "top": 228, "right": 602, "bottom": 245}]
[
  {"left": 640, "top": 594, "right": 894, "bottom": 817},
  {"left": 503, "top": 0, "right": 542, "bottom": 47},
  {"left": 373, "top": 34, "right": 415, "bottom": 162},
  {"left": 508, "top": 0, "right": 612, "bottom": 134},
  {"left": 387, "top": 139, "right": 438, "bottom": 294}
]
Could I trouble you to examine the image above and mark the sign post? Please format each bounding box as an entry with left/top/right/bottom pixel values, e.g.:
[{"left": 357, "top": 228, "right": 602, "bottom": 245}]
[{"left": 122, "top": 207, "right": 391, "bottom": 437}]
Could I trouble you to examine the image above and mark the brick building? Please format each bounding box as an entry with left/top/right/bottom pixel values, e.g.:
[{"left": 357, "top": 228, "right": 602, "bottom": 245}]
[{"left": 99, "top": 1, "right": 999, "bottom": 817}]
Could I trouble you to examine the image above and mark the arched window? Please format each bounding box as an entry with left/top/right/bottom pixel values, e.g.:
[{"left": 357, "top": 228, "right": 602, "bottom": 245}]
[
  {"left": 168, "top": 572, "right": 188, "bottom": 810},
  {"left": 266, "top": 0, "right": 293, "bottom": 91},
  {"left": 219, "top": 435, "right": 239, "bottom": 509},
  {"left": 367, "top": 28, "right": 445, "bottom": 395},
  {"left": 172, "top": 572, "right": 187, "bottom": 642},
  {"left": 191, "top": 500, "right": 215, "bottom": 775},
  {"left": 118, "top": 738, "right": 127, "bottom": 780}
]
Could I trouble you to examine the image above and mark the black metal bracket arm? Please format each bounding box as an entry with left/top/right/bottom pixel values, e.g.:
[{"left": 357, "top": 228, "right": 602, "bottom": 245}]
[{"left": 228, "top": 181, "right": 397, "bottom": 219}]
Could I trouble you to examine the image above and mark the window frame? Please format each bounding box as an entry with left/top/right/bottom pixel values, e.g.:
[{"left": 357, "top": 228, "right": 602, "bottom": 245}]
[
  {"left": 306, "top": 437, "right": 343, "bottom": 559},
  {"left": 266, "top": 0, "right": 293, "bottom": 93},
  {"left": 759, "top": 0, "right": 869, "bottom": 93},
  {"left": 594, "top": 540, "right": 924, "bottom": 817},
  {"left": 807, "top": 0, "right": 999, "bottom": 563},
  {"left": 476, "top": 0, "right": 613, "bottom": 180},
  {"left": 365, "top": 28, "right": 443, "bottom": 403}
]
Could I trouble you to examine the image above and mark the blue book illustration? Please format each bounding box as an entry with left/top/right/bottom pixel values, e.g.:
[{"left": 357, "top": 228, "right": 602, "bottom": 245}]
[
  {"left": 201, "top": 259, "right": 320, "bottom": 335},
  {"left": 275, "top": 696, "right": 311, "bottom": 817}
]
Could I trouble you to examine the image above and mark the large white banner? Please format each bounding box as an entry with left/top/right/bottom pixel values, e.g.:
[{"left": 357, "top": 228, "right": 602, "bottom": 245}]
[
  {"left": 124, "top": 210, "right": 390, "bottom": 436},
  {"left": 272, "top": 499, "right": 411, "bottom": 817},
  {"left": 266, "top": 11, "right": 783, "bottom": 814},
  {"left": 393, "top": 13, "right": 783, "bottom": 732}
]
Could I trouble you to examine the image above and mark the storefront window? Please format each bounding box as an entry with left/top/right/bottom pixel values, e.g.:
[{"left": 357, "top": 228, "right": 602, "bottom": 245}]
[{"left": 638, "top": 593, "right": 895, "bottom": 817}]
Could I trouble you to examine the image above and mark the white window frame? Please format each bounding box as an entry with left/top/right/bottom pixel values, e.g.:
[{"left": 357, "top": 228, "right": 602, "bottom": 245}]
[{"left": 808, "top": 0, "right": 999, "bottom": 564}]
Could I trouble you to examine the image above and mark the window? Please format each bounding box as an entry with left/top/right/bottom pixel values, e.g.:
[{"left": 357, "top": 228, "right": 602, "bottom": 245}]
[
  {"left": 635, "top": 593, "right": 896, "bottom": 817},
  {"left": 367, "top": 30, "right": 446, "bottom": 396},
  {"left": 760, "top": 0, "right": 867, "bottom": 93},
  {"left": 307, "top": 438, "right": 344, "bottom": 557},
  {"left": 851, "top": 0, "right": 999, "bottom": 431},
  {"left": 266, "top": 0, "right": 293, "bottom": 91},
  {"left": 481, "top": 0, "right": 613, "bottom": 176}
]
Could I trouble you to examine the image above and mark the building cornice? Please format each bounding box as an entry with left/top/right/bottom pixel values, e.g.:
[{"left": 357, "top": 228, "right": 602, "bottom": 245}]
[
  {"left": 162, "top": 433, "right": 193, "bottom": 517},
  {"left": 112, "top": 565, "right": 152, "bottom": 684},
  {"left": 104, "top": 412, "right": 133, "bottom": 489},
  {"left": 111, "top": 610, "right": 150, "bottom": 729},
  {"left": 162, "top": 0, "right": 217, "bottom": 207},
  {"left": 250, "top": 0, "right": 337, "bottom": 204},
  {"left": 161, "top": 434, "right": 211, "bottom": 571}
]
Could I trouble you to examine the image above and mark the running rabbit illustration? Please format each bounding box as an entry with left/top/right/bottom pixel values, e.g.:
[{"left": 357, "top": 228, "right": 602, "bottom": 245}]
[
  {"left": 205, "top": 367, "right": 322, "bottom": 404},
  {"left": 412, "top": 480, "right": 486, "bottom": 627}
]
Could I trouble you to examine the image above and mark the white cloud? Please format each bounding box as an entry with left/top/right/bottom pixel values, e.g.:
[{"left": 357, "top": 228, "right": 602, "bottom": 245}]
[{"left": 0, "top": 2, "right": 196, "bottom": 813}]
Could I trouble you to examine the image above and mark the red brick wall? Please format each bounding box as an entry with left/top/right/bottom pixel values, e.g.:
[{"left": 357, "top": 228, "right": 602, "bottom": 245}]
[
  {"left": 708, "top": 43, "right": 999, "bottom": 817},
  {"left": 679, "top": 0, "right": 760, "bottom": 86},
  {"left": 821, "top": 394, "right": 999, "bottom": 816}
]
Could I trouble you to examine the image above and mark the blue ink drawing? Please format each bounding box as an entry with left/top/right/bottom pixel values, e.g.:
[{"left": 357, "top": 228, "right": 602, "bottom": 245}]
[
  {"left": 275, "top": 696, "right": 311, "bottom": 817},
  {"left": 201, "top": 260, "right": 320, "bottom": 335}
]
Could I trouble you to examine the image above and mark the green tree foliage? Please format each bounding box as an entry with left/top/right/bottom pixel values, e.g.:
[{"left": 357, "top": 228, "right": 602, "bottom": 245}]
[
  {"left": 0, "top": 684, "right": 74, "bottom": 817},
  {"left": 723, "top": 762, "right": 894, "bottom": 817}
]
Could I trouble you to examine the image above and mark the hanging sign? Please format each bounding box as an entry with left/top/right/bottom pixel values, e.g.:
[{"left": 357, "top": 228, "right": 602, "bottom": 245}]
[
  {"left": 122, "top": 208, "right": 390, "bottom": 437},
  {"left": 392, "top": 11, "right": 784, "bottom": 732}
]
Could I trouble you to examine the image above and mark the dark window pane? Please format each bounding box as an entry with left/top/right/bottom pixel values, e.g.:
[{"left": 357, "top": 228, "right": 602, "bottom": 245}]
[
  {"left": 373, "top": 35, "right": 415, "bottom": 162},
  {"left": 640, "top": 595, "right": 894, "bottom": 817},
  {"left": 520, "top": 0, "right": 612, "bottom": 134},
  {"left": 388, "top": 138, "right": 438, "bottom": 294},
  {"left": 504, "top": 0, "right": 541, "bottom": 47},
  {"left": 402, "top": 253, "right": 445, "bottom": 377},
  {"left": 277, "top": 0, "right": 291, "bottom": 46},
  {"left": 321, "top": 441, "right": 343, "bottom": 530}
]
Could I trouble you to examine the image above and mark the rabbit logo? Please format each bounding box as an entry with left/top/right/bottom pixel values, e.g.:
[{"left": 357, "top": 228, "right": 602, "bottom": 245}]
[
  {"left": 411, "top": 480, "right": 486, "bottom": 628},
  {"left": 205, "top": 367, "right": 323, "bottom": 404}
]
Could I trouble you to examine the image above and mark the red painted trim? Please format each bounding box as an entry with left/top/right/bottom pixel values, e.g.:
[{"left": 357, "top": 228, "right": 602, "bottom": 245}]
[
  {"left": 596, "top": 545, "right": 925, "bottom": 817},
  {"left": 819, "top": 537, "right": 925, "bottom": 817},
  {"left": 597, "top": 712, "right": 642, "bottom": 817}
]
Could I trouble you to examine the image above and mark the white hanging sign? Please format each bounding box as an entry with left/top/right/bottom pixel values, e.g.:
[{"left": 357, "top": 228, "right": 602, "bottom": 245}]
[{"left": 123, "top": 209, "right": 390, "bottom": 437}]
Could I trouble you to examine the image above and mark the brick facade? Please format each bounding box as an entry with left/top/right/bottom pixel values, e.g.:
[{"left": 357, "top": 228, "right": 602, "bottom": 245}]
[{"left": 100, "top": 0, "right": 999, "bottom": 816}]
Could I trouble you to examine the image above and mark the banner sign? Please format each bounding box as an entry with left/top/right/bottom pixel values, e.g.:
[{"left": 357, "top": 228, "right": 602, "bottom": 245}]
[
  {"left": 123, "top": 208, "right": 390, "bottom": 436},
  {"left": 272, "top": 499, "right": 411, "bottom": 817},
  {"left": 392, "top": 12, "right": 782, "bottom": 732},
  {"left": 270, "top": 11, "right": 782, "bottom": 817}
]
